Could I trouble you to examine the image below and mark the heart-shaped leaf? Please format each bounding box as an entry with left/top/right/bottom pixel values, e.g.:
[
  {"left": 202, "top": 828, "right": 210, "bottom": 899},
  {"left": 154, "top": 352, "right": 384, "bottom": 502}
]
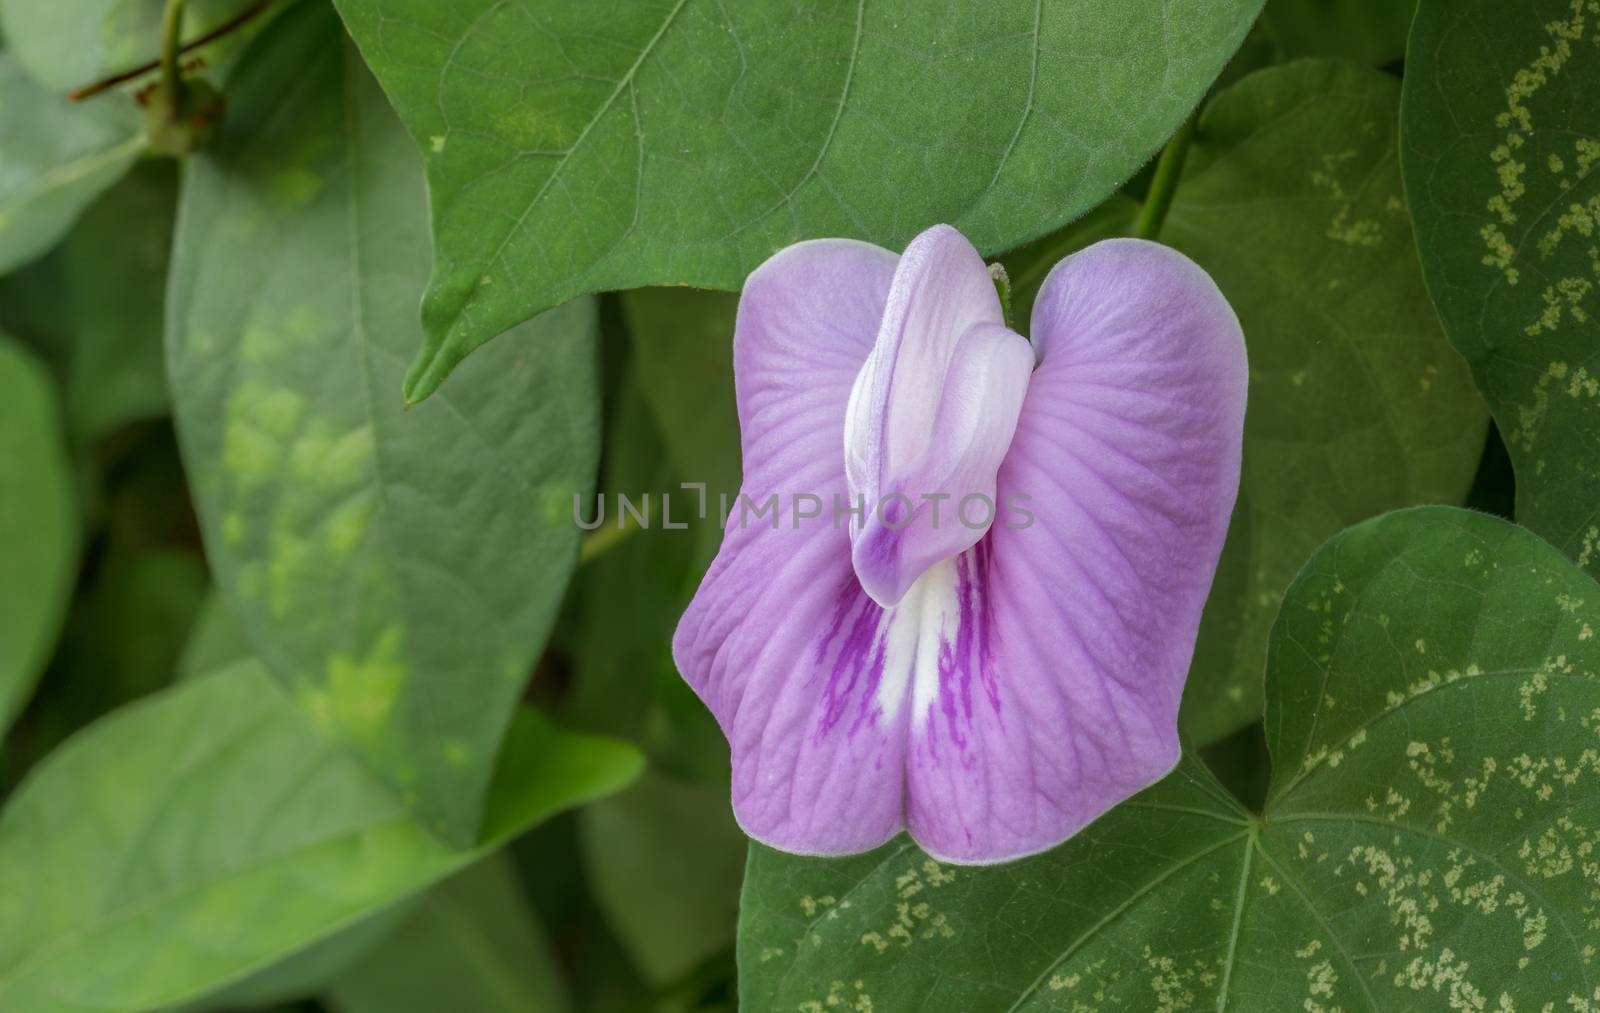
[
  {"left": 166, "top": 4, "right": 601, "bottom": 843},
  {"left": 1164, "top": 61, "right": 1488, "bottom": 744},
  {"left": 1402, "top": 0, "right": 1600, "bottom": 582},
  {"left": 330, "top": 0, "right": 1265, "bottom": 400},
  {"left": 741, "top": 507, "right": 1600, "bottom": 1011},
  {"left": 0, "top": 661, "right": 641, "bottom": 1013}
]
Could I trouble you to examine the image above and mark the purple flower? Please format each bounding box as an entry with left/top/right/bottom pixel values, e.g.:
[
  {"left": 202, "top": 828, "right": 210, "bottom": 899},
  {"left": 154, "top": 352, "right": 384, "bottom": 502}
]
[{"left": 673, "top": 225, "right": 1246, "bottom": 864}]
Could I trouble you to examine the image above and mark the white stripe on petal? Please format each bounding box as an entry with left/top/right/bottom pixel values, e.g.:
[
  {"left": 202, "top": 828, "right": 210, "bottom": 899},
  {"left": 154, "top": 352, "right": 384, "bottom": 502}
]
[{"left": 874, "top": 556, "right": 960, "bottom": 729}]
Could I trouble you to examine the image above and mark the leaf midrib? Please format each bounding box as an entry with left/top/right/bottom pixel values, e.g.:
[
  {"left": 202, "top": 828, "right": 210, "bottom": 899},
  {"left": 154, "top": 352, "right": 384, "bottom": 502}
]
[
  {"left": 0, "top": 133, "right": 141, "bottom": 223},
  {"left": 1249, "top": 838, "right": 1380, "bottom": 1009},
  {"left": 0, "top": 687, "right": 445, "bottom": 1006},
  {"left": 1273, "top": 811, "right": 1596, "bottom": 998},
  {"left": 1002, "top": 829, "right": 1251, "bottom": 1013},
  {"left": 767, "top": 840, "right": 914, "bottom": 1003},
  {"left": 1268, "top": 662, "right": 1586, "bottom": 808},
  {"left": 437, "top": 0, "right": 692, "bottom": 337},
  {"left": 0, "top": 818, "right": 457, "bottom": 1008},
  {"left": 1212, "top": 825, "right": 1255, "bottom": 1012}
]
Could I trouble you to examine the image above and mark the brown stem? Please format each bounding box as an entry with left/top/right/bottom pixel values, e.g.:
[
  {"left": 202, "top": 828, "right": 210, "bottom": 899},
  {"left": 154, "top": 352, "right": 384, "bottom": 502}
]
[{"left": 67, "top": 0, "right": 275, "bottom": 102}]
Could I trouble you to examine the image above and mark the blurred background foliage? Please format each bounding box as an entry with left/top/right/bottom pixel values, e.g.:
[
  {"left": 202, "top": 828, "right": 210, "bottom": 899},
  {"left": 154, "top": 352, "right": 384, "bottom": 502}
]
[{"left": 0, "top": 0, "right": 1554, "bottom": 1009}]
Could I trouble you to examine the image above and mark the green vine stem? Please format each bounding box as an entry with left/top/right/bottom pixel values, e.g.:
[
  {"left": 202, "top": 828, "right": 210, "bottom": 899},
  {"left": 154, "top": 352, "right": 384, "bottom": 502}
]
[
  {"left": 1132, "top": 112, "right": 1198, "bottom": 241},
  {"left": 159, "top": 0, "right": 189, "bottom": 120},
  {"left": 988, "top": 262, "right": 1015, "bottom": 330},
  {"left": 67, "top": 0, "right": 274, "bottom": 102},
  {"left": 578, "top": 512, "right": 644, "bottom": 565}
]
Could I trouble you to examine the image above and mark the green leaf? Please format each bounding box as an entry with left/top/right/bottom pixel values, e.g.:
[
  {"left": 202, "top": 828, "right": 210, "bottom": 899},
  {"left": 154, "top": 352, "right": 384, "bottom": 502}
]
[
  {"left": 563, "top": 346, "right": 728, "bottom": 783},
  {"left": 565, "top": 363, "right": 683, "bottom": 725},
  {"left": 616, "top": 286, "right": 742, "bottom": 586},
  {"left": 325, "top": 855, "right": 571, "bottom": 1013},
  {"left": 741, "top": 758, "right": 1247, "bottom": 1012},
  {"left": 1163, "top": 60, "right": 1487, "bottom": 744},
  {"left": 45, "top": 547, "right": 209, "bottom": 716},
  {"left": 165, "top": 4, "right": 602, "bottom": 843},
  {"left": 506, "top": 818, "right": 664, "bottom": 1013},
  {"left": 1258, "top": 0, "right": 1416, "bottom": 67},
  {"left": 0, "top": 337, "right": 77, "bottom": 739},
  {"left": 329, "top": 0, "right": 1265, "bottom": 401},
  {"left": 0, "top": 661, "right": 641, "bottom": 1013},
  {"left": 2, "top": 428, "right": 203, "bottom": 777},
  {"left": 1402, "top": 0, "right": 1600, "bottom": 583},
  {"left": 177, "top": 901, "right": 416, "bottom": 1012},
  {"left": 0, "top": 0, "right": 269, "bottom": 93},
  {"left": 620, "top": 287, "right": 742, "bottom": 564},
  {"left": 580, "top": 771, "right": 746, "bottom": 985},
  {"left": 741, "top": 506, "right": 1600, "bottom": 1010},
  {"left": 0, "top": 162, "right": 175, "bottom": 445},
  {"left": 176, "top": 590, "right": 251, "bottom": 681},
  {"left": 0, "top": 55, "right": 140, "bottom": 274}
]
